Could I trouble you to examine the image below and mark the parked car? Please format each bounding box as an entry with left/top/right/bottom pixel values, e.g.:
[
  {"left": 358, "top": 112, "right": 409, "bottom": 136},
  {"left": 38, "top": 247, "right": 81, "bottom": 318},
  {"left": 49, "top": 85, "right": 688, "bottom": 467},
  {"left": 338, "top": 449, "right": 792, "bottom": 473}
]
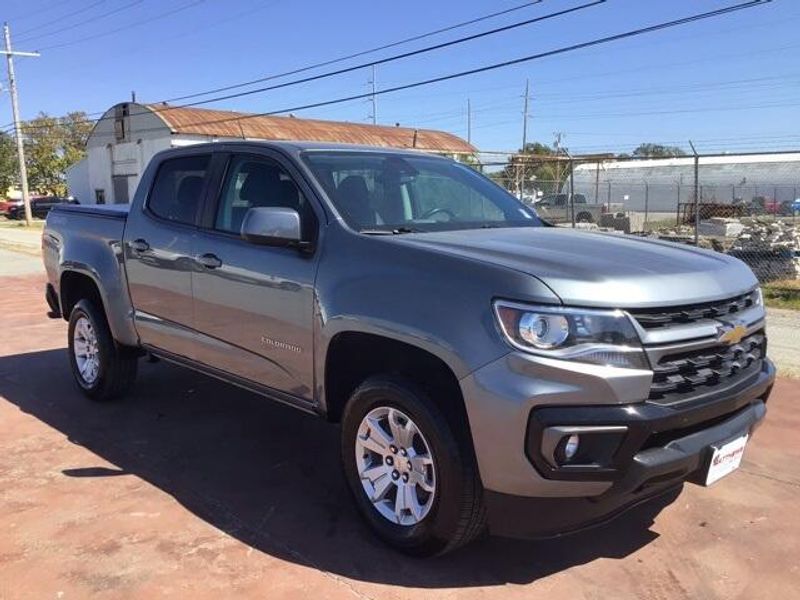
[
  {"left": 6, "top": 196, "right": 78, "bottom": 220},
  {"left": 42, "top": 142, "right": 774, "bottom": 556},
  {"left": 533, "top": 193, "right": 604, "bottom": 223},
  {"left": 0, "top": 198, "right": 22, "bottom": 217}
]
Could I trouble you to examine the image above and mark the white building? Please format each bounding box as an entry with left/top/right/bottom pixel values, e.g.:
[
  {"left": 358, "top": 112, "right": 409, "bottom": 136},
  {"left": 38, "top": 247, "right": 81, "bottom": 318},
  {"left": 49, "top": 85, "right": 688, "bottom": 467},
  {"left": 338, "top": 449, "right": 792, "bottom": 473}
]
[
  {"left": 68, "top": 102, "right": 475, "bottom": 204},
  {"left": 571, "top": 153, "right": 800, "bottom": 212}
]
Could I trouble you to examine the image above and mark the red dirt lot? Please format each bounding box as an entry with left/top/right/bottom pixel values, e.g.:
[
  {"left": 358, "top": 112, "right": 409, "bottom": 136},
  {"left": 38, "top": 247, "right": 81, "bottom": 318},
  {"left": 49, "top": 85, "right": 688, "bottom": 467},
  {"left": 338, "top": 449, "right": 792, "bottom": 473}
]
[{"left": 1, "top": 272, "right": 799, "bottom": 599}]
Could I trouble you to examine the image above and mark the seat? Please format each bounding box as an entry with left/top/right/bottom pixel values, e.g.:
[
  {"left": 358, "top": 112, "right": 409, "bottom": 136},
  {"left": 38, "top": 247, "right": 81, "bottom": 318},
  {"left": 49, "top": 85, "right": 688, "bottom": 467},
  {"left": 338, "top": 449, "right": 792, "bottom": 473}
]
[
  {"left": 174, "top": 175, "right": 204, "bottom": 223},
  {"left": 240, "top": 164, "right": 281, "bottom": 208},
  {"left": 336, "top": 175, "right": 376, "bottom": 225}
]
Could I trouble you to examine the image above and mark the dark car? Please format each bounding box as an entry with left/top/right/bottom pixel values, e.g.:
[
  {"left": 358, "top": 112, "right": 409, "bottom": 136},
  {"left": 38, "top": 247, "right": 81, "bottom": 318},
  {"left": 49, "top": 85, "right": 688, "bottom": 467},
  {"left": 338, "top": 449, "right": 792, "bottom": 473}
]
[{"left": 6, "top": 196, "right": 78, "bottom": 220}]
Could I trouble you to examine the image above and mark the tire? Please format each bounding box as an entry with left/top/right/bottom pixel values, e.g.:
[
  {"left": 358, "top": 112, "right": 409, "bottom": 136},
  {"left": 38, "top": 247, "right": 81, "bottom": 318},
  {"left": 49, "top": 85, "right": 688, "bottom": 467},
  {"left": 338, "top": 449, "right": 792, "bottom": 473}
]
[
  {"left": 341, "top": 375, "right": 487, "bottom": 556},
  {"left": 67, "top": 299, "right": 138, "bottom": 401},
  {"left": 577, "top": 212, "right": 593, "bottom": 223}
]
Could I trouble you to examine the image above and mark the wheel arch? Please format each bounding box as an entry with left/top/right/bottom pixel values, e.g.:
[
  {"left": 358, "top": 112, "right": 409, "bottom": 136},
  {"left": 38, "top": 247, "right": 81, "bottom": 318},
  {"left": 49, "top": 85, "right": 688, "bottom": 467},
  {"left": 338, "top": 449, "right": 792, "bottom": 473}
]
[{"left": 322, "top": 330, "right": 472, "bottom": 441}]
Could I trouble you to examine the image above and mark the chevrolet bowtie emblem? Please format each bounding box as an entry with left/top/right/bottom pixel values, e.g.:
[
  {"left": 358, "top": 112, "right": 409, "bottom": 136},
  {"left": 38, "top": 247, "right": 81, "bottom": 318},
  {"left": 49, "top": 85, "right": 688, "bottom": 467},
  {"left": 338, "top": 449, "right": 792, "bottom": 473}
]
[{"left": 717, "top": 322, "right": 747, "bottom": 345}]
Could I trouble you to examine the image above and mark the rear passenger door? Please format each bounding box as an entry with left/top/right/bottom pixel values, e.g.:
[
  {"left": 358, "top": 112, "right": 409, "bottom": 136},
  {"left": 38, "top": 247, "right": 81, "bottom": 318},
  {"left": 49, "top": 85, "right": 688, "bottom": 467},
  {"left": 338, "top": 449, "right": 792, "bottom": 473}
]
[
  {"left": 125, "top": 153, "right": 213, "bottom": 360},
  {"left": 191, "top": 152, "right": 321, "bottom": 404}
]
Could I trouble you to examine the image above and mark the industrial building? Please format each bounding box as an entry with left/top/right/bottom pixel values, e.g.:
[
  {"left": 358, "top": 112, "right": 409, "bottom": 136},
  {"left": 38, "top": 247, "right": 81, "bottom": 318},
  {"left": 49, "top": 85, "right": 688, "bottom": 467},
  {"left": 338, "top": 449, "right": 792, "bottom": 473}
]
[
  {"left": 66, "top": 102, "right": 475, "bottom": 204},
  {"left": 570, "top": 152, "right": 800, "bottom": 212}
]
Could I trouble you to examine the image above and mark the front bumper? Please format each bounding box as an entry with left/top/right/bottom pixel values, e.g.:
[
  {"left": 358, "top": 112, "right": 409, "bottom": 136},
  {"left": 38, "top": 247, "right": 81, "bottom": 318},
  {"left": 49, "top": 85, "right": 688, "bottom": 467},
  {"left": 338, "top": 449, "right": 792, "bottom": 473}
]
[{"left": 462, "top": 355, "right": 775, "bottom": 539}]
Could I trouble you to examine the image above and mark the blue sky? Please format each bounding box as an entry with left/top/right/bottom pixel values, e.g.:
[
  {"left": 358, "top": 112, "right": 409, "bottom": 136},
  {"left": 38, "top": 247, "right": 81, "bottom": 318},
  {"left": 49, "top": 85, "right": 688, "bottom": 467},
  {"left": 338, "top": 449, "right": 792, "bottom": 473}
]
[{"left": 1, "top": 0, "right": 798, "bottom": 154}]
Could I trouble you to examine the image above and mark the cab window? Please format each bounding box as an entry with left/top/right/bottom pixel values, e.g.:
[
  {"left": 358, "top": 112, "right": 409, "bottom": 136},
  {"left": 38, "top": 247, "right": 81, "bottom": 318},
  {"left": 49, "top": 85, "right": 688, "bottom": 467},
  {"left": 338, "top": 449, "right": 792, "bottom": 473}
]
[{"left": 148, "top": 155, "right": 211, "bottom": 225}]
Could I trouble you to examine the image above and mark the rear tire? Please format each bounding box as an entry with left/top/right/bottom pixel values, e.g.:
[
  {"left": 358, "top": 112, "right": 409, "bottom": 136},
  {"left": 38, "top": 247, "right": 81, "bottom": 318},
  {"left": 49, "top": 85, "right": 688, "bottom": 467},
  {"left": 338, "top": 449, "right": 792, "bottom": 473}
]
[
  {"left": 67, "top": 299, "right": 138, "bottom": 401},
  {"left": 341, "top": 375, "right": 486, "bottom": 556}
]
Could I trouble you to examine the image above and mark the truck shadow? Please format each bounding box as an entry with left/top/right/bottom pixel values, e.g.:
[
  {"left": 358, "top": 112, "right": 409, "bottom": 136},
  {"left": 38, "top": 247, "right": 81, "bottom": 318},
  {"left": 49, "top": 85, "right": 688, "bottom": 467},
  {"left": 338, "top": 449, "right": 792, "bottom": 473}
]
[{"left": 0, "top": 349, "right": 675, "bottom": 588}]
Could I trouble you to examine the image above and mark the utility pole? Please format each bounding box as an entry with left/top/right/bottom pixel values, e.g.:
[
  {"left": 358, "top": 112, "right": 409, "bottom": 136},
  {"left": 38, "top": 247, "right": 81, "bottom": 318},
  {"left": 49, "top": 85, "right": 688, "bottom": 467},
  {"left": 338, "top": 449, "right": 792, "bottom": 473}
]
[
  {"left": 3, "top": 22, "right": 39, "bottom": 227},
  {"left": 553, "top": 131, "right": 564, "bottom": 188},
  {"left": 368, "top": 64, "right": 378, "bottom": 125},
  {"left": 689, "top": 140, "right": 700, "bottom": 246},
  {"left": 521, "top": 78, "right": 530, "bottom": 151},
  {"left": 517, "top": 79, "right": 530, "bottom": 198},
  {"left": 466, "top": 98, "right": 471, "bottom": 145}
]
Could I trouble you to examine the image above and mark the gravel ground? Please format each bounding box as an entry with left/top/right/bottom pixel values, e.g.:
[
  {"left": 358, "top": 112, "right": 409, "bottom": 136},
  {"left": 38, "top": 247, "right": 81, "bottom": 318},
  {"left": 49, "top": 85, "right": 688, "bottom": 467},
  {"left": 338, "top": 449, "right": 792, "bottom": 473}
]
[
  {"left": 766, "top": 307, "right": 800, "bottom": 378},
  {"left": 0, "top": 272, "right": 798, "bottom": 599}
]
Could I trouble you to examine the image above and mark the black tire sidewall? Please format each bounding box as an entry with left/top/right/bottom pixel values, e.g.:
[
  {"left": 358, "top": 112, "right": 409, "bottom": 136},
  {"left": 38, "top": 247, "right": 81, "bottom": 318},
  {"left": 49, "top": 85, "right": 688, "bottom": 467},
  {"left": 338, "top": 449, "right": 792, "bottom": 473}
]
[
  {"left": 341, "top": 377, "right": 470, "bottom": 556},
  {"left": 67, "top": 299, "right": 116, "bottom": 400}
]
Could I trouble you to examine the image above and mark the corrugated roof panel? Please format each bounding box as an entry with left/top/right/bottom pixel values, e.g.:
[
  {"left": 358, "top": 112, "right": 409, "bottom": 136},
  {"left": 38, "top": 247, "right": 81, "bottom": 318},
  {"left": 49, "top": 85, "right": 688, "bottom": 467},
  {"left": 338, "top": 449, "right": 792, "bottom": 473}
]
[{"left": 145, "top": 104, "right": 475, "bottom": 154}]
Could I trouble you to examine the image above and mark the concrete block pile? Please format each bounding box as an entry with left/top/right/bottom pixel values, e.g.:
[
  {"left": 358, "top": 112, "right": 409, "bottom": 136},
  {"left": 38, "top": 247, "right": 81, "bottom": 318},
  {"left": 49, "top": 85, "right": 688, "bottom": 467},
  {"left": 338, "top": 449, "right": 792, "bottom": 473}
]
[{"left": 727, "top": 220, "right": 800, "bottom": 282}]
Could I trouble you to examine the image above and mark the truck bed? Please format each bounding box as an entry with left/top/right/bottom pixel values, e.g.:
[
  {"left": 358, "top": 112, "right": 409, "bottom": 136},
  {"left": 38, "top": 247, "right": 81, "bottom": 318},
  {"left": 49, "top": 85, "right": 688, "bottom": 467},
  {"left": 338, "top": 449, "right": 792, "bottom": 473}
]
[{"left": 50, "top": 203, "right": 130, "bottom": 219}]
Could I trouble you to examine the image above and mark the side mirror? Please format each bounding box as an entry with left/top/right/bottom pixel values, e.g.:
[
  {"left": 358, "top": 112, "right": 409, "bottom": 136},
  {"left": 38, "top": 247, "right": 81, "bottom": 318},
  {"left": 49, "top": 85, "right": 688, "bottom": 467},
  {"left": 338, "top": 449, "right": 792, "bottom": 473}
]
[{"left": 240, "top": 206, "right": 302, "bottom": 247}]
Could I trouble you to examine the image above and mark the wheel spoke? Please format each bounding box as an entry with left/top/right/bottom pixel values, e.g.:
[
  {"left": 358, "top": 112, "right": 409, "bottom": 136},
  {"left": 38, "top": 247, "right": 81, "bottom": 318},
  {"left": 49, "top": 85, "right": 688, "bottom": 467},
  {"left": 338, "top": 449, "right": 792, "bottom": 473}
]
[
  {"left": 360, "top": 418, "right": 392, "bottom": 455},
  {"left": 361, "top": 463, "right": 390, "bottom": 483},
  {"left": 408, "top": 449, "right": 432, "bottom": 471},
  {"left": 394, "top": 481, "right": 410, "bottom": 521},
  {"left": 388, "top": 408, "right": 415, "bottom": 448},
  {"left": 408, "top": 470, "right": 434, "bottom": 493},
  {"left": 371, "top": 472, "right": 394, "bottom": 502}
]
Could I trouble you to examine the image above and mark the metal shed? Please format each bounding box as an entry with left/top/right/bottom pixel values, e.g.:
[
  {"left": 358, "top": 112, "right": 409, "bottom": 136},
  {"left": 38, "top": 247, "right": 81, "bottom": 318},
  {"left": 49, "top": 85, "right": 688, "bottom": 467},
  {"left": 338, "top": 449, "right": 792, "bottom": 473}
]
[{"left": 74, "top": 102, "right": 475, "bottom": 204}]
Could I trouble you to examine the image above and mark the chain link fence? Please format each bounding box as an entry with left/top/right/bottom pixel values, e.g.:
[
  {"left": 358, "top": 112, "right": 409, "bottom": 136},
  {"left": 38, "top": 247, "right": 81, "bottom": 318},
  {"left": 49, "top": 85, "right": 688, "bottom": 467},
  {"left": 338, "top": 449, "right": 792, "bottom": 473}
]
[{"left": 476, "top": 151, "right": 800, "bottom": 283}]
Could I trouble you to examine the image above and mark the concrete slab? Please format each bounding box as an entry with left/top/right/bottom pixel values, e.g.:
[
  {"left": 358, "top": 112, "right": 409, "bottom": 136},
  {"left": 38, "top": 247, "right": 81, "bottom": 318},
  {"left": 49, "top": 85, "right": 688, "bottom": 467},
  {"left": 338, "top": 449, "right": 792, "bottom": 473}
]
[
  {"left": 766, "top": 307, "right": 800, "bottom": 378},
  {"left": 1, "top": 272, "right": 799, "bottom": 599},
  {"left": 0, "top": 248, "right": 43, "bottom": 277}
]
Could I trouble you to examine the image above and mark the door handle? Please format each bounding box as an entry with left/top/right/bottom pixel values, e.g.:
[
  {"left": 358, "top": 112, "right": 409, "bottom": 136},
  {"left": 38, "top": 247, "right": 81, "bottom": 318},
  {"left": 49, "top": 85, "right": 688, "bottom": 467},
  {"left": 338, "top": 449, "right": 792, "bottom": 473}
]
[
  {"left": 129, "top": 238, "right": 150, "bottom": 253},
  {"left": 196, "top": 253, "right": 222, "bottom": 269}
]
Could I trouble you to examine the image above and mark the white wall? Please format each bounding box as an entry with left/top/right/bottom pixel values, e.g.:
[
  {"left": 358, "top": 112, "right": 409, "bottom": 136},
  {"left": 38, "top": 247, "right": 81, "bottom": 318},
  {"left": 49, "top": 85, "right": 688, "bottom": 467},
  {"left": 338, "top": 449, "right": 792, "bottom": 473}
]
[{"left": 65, "top": 158, "right": 90, "bottom": 204}]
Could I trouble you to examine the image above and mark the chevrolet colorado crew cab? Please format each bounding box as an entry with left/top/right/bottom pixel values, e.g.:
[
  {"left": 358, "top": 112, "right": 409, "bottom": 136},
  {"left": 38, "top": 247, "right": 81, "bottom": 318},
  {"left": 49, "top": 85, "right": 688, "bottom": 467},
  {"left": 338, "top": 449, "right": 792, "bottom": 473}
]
[{"left": 42, "top": 141, "right": 775, "bottom": 556}]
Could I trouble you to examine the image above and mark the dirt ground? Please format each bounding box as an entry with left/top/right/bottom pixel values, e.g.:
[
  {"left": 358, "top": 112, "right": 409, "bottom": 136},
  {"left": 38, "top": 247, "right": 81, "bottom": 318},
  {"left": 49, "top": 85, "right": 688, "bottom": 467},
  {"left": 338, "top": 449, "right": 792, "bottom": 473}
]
[{"left": 1, "top": 269, "right": 799, "bottom": 599}]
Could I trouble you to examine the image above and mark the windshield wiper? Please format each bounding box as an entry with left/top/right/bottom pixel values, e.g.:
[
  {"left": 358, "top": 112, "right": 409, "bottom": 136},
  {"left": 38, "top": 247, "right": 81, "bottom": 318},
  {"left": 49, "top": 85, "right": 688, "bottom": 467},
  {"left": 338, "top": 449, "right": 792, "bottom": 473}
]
[{"left": 360, "top": 226, "right": 420, "bottom": 235}]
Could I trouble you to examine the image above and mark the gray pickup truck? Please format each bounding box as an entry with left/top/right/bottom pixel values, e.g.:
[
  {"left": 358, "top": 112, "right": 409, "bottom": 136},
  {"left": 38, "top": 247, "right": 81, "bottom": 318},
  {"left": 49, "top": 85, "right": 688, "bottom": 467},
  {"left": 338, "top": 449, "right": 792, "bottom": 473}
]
[{"left": 43, "top": 141, "right": 774, "bottom": 556}]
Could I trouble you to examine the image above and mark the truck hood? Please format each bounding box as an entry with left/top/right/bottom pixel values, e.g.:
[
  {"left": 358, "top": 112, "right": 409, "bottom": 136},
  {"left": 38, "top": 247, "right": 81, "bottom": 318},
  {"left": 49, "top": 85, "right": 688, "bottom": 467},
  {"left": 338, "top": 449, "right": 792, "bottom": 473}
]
[{"left": 391, "top": 227, "right": 757, "bottom": 308}]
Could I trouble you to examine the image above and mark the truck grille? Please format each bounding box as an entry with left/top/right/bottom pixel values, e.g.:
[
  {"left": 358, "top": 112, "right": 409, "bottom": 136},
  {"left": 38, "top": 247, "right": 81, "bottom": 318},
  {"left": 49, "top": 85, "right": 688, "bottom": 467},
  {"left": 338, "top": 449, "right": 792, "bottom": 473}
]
[
  {"left": 649, "top": 332, "right": 765, "bottom": 404},
  {"left": 631, "top": 290, "right": 759, "bottom": 329}
]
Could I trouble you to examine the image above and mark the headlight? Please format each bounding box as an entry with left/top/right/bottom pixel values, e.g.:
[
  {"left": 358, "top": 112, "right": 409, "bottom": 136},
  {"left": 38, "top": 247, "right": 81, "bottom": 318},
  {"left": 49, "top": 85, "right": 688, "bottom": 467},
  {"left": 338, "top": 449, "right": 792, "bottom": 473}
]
[{"left": 493, "top": 301, "right": 650, "bottom": 370}]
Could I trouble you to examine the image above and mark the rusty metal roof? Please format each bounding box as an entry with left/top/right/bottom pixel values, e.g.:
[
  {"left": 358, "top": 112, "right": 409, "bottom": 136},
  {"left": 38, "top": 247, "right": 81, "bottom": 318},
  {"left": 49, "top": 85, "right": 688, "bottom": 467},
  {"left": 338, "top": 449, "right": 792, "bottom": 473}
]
[{"left": 145, "top": 104, "right": 475, "bottom": 154}]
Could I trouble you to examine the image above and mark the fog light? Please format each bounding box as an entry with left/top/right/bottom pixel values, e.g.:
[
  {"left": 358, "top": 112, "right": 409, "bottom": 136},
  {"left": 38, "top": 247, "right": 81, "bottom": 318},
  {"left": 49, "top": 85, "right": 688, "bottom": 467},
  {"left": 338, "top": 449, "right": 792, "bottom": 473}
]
[{"left": 564, "top": 434, "right": 580, "bottom": 460}]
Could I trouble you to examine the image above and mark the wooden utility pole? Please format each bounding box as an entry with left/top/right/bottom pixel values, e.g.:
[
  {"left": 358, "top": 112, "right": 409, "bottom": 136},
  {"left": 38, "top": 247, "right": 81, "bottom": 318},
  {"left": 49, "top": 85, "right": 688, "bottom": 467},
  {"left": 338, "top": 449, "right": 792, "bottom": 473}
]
[
  {"left": 521, "top": 78, "right": 530, "bottom": 151},
  {"left": 689, "top": 140, "right": 700, "bottom": 245},
  {"left": 2, "top": 22, "right": 39, "bottom": 227},
  {"left": 517, "top": 79, "right": 530, "bottom": 197},
  {"left": 466, "top": 98, "right": 471, "bottom": 144},
  {"left": 369, "top": 65, "right": 378, "bottom": 125}
]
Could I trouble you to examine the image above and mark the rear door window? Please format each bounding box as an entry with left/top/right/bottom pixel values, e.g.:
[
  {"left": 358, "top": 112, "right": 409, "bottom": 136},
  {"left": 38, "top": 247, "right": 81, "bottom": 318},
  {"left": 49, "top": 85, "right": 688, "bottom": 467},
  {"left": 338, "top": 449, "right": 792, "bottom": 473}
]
[{"left": 148, "top": 155, "right": 211, "bottom": 225}]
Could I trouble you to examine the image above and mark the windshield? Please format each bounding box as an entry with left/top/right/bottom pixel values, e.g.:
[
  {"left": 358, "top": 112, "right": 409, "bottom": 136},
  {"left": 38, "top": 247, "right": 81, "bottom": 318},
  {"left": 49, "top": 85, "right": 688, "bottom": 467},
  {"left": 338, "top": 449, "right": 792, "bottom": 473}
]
[{"left": 302, "top": 151, "right": 541, "bottom": 232}]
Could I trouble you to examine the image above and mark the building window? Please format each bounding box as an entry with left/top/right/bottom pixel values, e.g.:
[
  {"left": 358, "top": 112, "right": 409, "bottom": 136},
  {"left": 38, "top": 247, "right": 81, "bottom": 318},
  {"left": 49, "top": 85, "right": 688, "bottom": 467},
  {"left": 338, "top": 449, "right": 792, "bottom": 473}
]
[
  {"left": 114, "top": 104, "right": 130, "bottom": 143},
  {"left": 95, "top": 189, "right": 106, "bottom": 204}
]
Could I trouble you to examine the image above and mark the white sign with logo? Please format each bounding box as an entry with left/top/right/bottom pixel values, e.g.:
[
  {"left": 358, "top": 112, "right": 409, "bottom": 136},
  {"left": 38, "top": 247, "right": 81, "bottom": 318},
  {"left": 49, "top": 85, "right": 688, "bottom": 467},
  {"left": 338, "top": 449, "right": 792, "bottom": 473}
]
[{"left": 705, "top": 435, "right": 749, "bottom": 486}]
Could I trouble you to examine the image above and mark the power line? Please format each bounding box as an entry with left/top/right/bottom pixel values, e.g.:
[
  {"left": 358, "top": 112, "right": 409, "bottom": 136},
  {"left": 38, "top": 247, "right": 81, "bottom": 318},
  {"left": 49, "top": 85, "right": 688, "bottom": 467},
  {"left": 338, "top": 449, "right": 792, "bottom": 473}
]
[
  {"left": 163, "top": 0, "right": 545, "bottom": 103},
  {"left": 14, "top": 0, "right": 109, "bottom": 39},
  {"left": 35, "top": 0, "right": 206, "bottom": 51},
  {"left": 2, "top": 0, "right": 74, "bottom": 24},
  {"left": 0, "top": 0, "right": 546, "bottom": 123},
  {"left": 12, "top": 0, "right": 774, "bottom": 138},
  {"left": 168, "top": 0, "right": 605, "bottom": 110},
  {"left": 7, "top": 0, "right": 603, "bottom": 130}
]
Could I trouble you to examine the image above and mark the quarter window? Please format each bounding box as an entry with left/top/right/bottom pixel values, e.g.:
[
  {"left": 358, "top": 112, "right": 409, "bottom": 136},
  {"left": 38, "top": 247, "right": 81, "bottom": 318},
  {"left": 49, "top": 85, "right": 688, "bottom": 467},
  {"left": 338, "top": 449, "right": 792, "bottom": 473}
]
[{"left": 148, "top": 155, "right": 210, "bottom": 225}]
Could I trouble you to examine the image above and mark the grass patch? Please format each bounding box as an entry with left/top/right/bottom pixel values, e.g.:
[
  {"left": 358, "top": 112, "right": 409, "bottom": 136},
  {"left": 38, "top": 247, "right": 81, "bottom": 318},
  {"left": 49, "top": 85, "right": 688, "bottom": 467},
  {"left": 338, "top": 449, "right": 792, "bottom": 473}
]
[
  {"left": 0, "top": 218, "right": 45, "bottom": 229},
  {"left": 764, "top": 279, "right": 800, "bottom": 310}
]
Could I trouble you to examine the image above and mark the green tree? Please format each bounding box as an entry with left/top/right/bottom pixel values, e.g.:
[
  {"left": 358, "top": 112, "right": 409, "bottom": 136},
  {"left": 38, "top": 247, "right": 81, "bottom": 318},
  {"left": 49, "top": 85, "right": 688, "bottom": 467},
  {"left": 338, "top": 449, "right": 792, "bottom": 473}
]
[
  {"left": 631, "top": 143, "right": 686, "bottom": 158},
  {"left": 22, "top": 111, "right": 93, "bottom": 196},
  {"left": 493, "top": 142, "right": 566, "bottom": 196},
  {"left": 0, "top": 132, "right": 17, "bottom": 195}
]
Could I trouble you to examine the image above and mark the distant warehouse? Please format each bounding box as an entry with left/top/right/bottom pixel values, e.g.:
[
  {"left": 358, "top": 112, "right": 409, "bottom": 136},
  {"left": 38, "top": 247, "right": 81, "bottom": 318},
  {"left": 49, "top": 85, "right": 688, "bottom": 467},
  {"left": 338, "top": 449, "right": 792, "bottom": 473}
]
[
  {"left": 67, "top": 102, "right": 475, "bottom": 204},
  {"left": 570, "top": 153, "right": 800, "bottom": 212}
]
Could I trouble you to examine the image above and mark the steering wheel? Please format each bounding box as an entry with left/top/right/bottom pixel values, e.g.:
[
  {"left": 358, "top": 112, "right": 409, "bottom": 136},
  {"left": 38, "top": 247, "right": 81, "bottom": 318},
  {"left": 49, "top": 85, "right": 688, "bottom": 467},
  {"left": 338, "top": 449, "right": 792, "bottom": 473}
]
[{"left": 419, "top": 207, "right": 457, "bottom": 221}]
